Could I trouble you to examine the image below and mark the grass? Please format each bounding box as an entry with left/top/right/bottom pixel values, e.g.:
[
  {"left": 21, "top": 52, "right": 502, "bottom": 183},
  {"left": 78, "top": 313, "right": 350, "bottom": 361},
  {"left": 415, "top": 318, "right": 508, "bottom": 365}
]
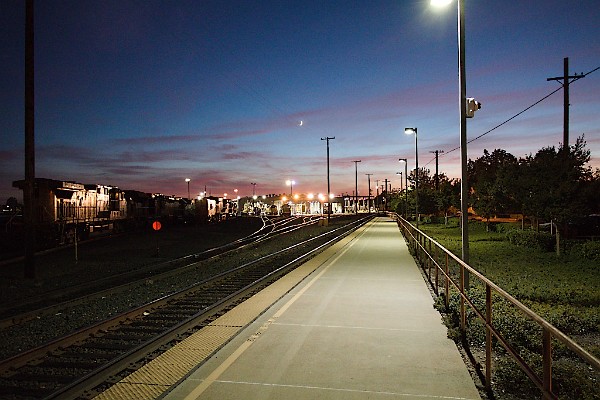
[{"left": 418, "top": 220, "right": 600, "bottom": 400}]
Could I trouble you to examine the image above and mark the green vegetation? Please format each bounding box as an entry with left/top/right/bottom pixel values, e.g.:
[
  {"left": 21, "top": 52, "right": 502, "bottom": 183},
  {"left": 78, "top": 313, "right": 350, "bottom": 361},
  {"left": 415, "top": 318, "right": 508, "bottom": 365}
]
[{"left": 419, "top": 220, "right": 600, "bottom": 400}]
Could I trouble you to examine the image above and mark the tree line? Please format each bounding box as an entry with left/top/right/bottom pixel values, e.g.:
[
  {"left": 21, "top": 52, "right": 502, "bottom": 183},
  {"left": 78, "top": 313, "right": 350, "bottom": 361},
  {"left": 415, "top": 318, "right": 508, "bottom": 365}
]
[{"left": 386, "top": 135, "right": 599, "bottom": 235}]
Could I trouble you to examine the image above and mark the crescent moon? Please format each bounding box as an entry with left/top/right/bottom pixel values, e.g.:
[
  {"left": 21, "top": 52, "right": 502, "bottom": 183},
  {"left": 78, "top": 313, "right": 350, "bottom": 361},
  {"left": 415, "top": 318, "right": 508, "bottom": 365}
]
[{"left": 298, "top": 120, "right": 303, "bottom": 126}]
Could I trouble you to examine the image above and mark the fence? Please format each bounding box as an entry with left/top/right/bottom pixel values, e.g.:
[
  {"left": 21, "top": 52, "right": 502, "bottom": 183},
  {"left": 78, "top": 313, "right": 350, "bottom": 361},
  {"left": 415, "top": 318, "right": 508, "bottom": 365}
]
[{"left": 390, "top": 212, "right": 599, "bottom": 399}]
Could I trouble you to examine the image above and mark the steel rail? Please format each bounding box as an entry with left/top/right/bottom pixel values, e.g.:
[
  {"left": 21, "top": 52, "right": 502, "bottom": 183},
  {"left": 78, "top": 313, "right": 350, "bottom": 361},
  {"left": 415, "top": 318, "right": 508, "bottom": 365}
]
[
  {"left": 0, "top": 216, "right": 372, "bottom": 398},
  {"left": 0, "top": 216, "right": 312, "bottom": 329},
  {"left": 48, "top": 215, "right": 370, "bottom": 399}
]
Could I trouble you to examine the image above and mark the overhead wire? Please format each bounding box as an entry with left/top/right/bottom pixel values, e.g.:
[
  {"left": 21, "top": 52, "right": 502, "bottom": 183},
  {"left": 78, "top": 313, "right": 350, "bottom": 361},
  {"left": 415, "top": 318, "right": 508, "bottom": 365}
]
[{"left": 421, "top": 64, "right": 600, "bottom": 169}]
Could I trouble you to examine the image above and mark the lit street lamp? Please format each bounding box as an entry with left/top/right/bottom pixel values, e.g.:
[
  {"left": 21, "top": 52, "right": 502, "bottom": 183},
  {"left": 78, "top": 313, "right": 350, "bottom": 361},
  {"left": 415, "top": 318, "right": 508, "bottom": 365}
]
[
  {"left": 185, "top": 178, "right": 191, "bottom": 200},
  {"left": 398, "top": 158, "right": 408, "bottom": 219},
  {"left": 352, "top": 160, "right": 361, "bottom": 214},
  {"left": 404, "top": 128, "right": 418, "bottom": 228},
  {"left": 432, "top": 0, "right": 470, "bottom": 288},
  {"left": 321, "top": 137, "right": 335, "bottom": 223},
  {"left": 285, "top": 180, "right": 295, "bottom": 197}
]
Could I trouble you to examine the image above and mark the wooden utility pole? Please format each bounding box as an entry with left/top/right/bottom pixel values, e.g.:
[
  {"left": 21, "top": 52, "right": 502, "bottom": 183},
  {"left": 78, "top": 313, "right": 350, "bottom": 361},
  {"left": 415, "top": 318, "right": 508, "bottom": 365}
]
[
  {"left": 547, "top": 57, "right": 585, "bottom": 150},
  {"left": 24, "top": 0, "right": 36, "bottom": 279},
  {"left": 429, "top": 150, "right": 444, "bottom": 190}
]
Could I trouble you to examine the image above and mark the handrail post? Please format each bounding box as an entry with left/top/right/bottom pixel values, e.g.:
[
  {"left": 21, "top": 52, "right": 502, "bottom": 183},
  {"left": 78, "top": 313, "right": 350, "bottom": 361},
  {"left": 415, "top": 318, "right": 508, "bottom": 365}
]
[
  {"left": 460, "top": 265, "right": 466, "bottom": 333},
  {"left": 434, "top": 244, "right": 439, "bottom": 295},
  {"left": 445, "top": 253, "right": 449, "bottom": 309},
  {"left": 486, "top": 283, "right": 492, "bottom": 391},
  {"left": 542, "top": 328, "right": 553, "bottom": 399}
]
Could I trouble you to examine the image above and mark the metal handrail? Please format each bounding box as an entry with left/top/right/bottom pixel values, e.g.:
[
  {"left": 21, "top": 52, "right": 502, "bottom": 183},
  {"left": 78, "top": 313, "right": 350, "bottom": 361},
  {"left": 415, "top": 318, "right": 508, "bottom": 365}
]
[{"left": 389, "top": 213, "right": 600, "bottom": 399}]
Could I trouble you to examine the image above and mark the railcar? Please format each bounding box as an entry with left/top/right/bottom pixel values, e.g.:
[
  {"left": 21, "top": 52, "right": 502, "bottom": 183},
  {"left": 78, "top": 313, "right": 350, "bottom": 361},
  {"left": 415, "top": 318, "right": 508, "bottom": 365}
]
[{"left": 12, "top": 178, "right": 128, "bottom": 245}]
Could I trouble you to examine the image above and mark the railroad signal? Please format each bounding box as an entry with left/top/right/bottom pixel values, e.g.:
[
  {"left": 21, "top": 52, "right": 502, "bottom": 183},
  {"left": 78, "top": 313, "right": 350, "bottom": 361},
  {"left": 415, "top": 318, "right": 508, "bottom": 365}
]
[{"left": 152, "top": 220, "right": 162, "bottom": 231}]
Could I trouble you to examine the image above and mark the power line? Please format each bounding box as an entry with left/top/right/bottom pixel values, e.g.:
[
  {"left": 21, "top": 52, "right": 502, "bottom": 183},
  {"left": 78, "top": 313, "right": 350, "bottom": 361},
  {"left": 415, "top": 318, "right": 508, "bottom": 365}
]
[{"left": 429, "top": 64, "right": 599, "bottom": 164}]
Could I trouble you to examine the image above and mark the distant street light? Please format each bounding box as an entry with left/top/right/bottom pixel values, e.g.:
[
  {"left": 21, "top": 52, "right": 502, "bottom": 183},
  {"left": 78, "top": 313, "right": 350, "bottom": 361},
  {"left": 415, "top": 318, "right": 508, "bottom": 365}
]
[
  {"left": 365, "top": 173, "right": 372, "bottom": 214},
  {"left": 321, "top": 137, "right": 335, "bottom": 223},
  {"left": 185, "top": 178, "right": 191, "bottom": 200},
  {"left": 352, "top": 160, "right": 361, "bottom": 214},
  {"left": 285, "top": 180, "right": 295, "bottom": 197},
  {"left": 396, "top": 171, "right": 403, "bottom": 196},
  {"left": 251, "top": 182, "right": 256, "bottom": 197},
  {"left": 404, "top": 128, "right": 418, "bottom": 227},
  {"left": 399, "top": 159, "right": 408, "bottom": 219}
]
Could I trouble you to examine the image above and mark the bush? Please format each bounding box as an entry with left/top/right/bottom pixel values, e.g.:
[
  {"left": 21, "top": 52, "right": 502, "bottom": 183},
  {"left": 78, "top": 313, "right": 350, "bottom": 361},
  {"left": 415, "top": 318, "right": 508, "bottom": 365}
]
[
  {"left": 506, "top": 229, "right": 554, "bottom": 252},
  {"left": 570, "top": 240, "right": 600, "bottom": 260}
]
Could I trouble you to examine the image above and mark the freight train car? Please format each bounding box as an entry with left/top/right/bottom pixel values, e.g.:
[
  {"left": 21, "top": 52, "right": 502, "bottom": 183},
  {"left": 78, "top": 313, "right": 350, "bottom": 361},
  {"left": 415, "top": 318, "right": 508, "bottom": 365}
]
[{"left": 12, "top": 178, "right": 128, "bottom": 245}]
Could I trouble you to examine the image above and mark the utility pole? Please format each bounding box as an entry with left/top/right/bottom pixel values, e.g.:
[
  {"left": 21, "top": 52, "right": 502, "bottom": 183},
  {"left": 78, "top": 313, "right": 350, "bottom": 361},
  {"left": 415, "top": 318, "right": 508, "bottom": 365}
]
[
  {"left": 321, "top": 137, "right": 335, "bottom": 223},
  {"left": 24, "top": 0, "right": 36, "bottom": 280},
  {"left": 365, "top": 173, "right": 372, "bottom": 214},
  {"left": 352, "top": 160, "right": 361, "bottom": 214},
  {"left": 547, "top": 57, "right": 585, "bottom": 150},
  {"left": 430, "top": 150, "right": 444, "bottom": 190}
]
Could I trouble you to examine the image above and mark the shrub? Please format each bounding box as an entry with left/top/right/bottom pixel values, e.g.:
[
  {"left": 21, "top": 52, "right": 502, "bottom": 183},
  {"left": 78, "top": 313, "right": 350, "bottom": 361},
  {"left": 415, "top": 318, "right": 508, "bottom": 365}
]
[
  {"left": 506, "top": 229, "right": 554, "bottom": 252},
  {"left": 570, "top": 240, "right": 600, "bottom": 260}
]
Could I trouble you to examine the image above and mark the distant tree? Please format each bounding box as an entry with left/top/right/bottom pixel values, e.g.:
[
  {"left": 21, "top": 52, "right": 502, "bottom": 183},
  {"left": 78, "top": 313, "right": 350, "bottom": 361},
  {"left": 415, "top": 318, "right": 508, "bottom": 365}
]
[
  {"left": 435, "top": 176, "right": 460, "bottom": 224},
  {"left": 519, "top": 136, "right": 592, "bottom": 254},
  {"left": 468, "top": 149, "right": 519, "bottom": 230}
]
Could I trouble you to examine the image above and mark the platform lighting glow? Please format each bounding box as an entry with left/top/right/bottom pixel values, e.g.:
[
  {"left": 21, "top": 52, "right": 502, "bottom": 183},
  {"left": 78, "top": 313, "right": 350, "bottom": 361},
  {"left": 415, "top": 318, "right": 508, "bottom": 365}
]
[
  {"left": 430, "top": 0, "right": 452, "bottom": 7},
  {"left": 253, "top": 195, "right": 257, "bottom": 200},
  {"left": 224, "top": 193, "right": 227, "bottom": 197},
  {"left": 294, "top": 194, "right": 299, "bottom": 200},
  {"left": 282, "top": 196, "right": 287, "bottom": 202},
  {"left": 318, "top": 193, "right": 325, "bottom": 201},
  {"left": 329, "top": 193, "right": 334, "bottom": 199},
  {"left": 308, "top": 193, "right": 314, "bottom": 200},
  {"left": 262, "top": 195, "right": 266, "bottom": 199}
]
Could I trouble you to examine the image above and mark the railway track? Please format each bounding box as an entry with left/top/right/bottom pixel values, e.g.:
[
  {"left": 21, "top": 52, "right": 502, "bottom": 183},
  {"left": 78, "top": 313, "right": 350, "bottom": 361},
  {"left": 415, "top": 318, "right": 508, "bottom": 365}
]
[
  {"left": 0, "top": 215, "right": 370, "bottom": 399},
  {"left": 0, "top": 215, "right": 318, "bottom": 329}
]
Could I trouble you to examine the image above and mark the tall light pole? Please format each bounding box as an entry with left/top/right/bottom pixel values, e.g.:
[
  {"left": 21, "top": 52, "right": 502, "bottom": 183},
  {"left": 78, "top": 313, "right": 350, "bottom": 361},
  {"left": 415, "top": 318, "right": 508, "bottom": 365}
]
[
  {"left": 251, "top": 182, "right": 256, "bottom": 197},
  {"left": 321, "top": 137, "right": 335, "bottom": 223},
  {"left": 398, "top": 158, "right": 408, "bottom": 219},
  {"left": 352, "top": 160, "right": 361, "bottom": 214},
  {"left": 396, "top": 171, "right": 403, "bottom": 195},
  {"left": 365, "top": 173, "right": 372, "bottom": 213},
  {"left": 185, "top": 178, "right": 191, "bottom": 200},
  {"left": 431, "top": 0, "right": 469, "bottom": 288},
  {"left": 404, "top": 128, "right": 418, "bottom": 228},
  {"left": 286, "top": 179, "right": 295, "bottom": 197}
]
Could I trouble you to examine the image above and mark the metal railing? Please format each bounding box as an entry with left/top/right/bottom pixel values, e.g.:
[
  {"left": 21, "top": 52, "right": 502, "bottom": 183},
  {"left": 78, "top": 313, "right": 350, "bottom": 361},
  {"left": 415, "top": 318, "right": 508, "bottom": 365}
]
[{"left": 390, "top": 213, "right": 600, "bottom": 399}]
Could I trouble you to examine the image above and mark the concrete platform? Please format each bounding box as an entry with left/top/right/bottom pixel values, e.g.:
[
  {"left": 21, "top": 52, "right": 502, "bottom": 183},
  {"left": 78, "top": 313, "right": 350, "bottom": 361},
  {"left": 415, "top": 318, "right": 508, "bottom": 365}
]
[{"left": 162, "top": 217, "right": 481, "bottom": 400}]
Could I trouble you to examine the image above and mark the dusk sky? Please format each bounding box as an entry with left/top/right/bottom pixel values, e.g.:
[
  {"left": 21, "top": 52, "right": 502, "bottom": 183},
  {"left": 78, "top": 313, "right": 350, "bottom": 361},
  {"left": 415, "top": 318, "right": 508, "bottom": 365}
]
[{"left": 1, "top": 1, "right": 599, "bottom": 202}]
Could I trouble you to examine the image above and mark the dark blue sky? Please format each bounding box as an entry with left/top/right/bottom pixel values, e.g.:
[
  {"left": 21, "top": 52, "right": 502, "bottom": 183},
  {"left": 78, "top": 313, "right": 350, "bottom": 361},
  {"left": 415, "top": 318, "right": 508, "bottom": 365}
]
[{"left": 1, "top": 0, "right": 599, "bottom": 201}]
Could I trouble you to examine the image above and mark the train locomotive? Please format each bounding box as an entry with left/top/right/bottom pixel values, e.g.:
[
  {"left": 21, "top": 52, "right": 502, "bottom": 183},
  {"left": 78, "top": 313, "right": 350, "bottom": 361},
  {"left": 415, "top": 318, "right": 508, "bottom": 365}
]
[{"left": 12, "top": 178, "right": 234, "bottom": 247}]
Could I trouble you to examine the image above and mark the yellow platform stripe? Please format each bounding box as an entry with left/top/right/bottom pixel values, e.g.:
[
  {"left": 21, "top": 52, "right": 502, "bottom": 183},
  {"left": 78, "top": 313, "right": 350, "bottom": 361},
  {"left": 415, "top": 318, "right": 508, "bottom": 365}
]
[{"left": 94, "top": 219, "right": 373, "bottom": 400}]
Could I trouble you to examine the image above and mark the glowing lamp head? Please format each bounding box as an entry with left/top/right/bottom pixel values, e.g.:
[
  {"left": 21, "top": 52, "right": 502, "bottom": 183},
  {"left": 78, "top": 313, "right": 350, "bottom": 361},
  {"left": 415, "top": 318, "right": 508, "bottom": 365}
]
[
  {"left": 404, "top": 127, "right": 417, "bottom": 135},
  {"left": 431, "top": 0, "right": 452, "bottom": 7}
]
